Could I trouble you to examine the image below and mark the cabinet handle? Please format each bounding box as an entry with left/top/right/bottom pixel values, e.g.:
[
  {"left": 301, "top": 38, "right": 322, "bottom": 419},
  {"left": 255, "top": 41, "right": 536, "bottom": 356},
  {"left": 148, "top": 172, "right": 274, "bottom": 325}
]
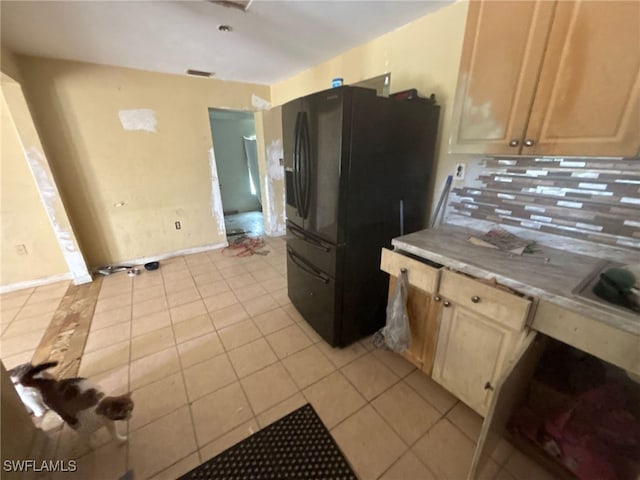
[
  {"left": 484, "top": 381, "right": 494, "bottom": 391},
  {"left": 524, "top": 139, "right": 535, "bottom": 147},
  {"left": 443, "top": 300, "right": 451, "bottom": 307},
  {"left": 509, "top": 139, "right": 519, "bottom": 147},
  {"left": 434, "top": 296, "right": 441, "bottom": 302},
  {"left": 471, "top": 296, "right": 480, "bottom": 303}
]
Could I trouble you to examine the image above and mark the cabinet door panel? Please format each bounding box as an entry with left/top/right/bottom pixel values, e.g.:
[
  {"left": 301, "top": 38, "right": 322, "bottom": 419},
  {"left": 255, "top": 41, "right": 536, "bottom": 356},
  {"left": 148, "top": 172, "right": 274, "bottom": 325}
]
[
  {"left": 469, "top": 332, "right": 546, "bottom": 480},
  {"left": 433, "top": 305, "right": 517, "bottom": 416},
  {"left": 526, "top": 1, "right": 640, "bottom": 156},
  {"left": 387, "top": 277, "right": 441, "bottom": 372},
  {"left": 449, "top": 0, "right": 556, "bottom": 155}
]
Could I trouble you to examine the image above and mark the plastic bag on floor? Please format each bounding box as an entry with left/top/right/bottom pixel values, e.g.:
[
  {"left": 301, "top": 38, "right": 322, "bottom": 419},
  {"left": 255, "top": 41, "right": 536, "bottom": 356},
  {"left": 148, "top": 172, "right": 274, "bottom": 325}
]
[{"left": 382, "top": 269, "right": 411, "bottom": 353}]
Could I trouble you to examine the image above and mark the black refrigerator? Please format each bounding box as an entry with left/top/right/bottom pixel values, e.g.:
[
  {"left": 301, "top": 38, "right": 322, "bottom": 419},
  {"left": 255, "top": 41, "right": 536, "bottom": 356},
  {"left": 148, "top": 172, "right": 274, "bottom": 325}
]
[{"left": 283, "top": 85, "right": 439, "bottom": 347}]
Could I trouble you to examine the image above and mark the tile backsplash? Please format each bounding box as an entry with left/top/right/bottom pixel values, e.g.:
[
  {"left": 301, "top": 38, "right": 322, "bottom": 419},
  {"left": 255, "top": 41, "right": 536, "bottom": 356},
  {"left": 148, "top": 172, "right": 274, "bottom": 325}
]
[{"left": 446, "top": 157, "right": 640, "bottom": 250}]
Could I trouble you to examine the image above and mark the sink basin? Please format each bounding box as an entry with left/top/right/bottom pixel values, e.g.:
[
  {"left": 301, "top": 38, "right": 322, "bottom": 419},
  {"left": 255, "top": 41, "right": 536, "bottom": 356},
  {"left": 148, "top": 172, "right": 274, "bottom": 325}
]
[{"left": 573, "top": 260, "right": 640, "bottom": 315}]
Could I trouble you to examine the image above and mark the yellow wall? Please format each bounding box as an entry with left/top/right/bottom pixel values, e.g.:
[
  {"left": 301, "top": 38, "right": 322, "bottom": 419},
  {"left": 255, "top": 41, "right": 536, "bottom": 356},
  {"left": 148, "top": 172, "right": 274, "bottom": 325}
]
[
  {"left": 1, "top": 82, "right": 69, "bottom": 286},
  {"left": 271, "top": 1, "right": 471, "bottom": 219},
  {"left": 2, "top": 1, "right": 469, "bottom": 280},
  {"left": 17, "top": 57, "right": 271, "bottom": 267},
  {"left": 1, "top": 46, "right": 24, "bottom": 83}
]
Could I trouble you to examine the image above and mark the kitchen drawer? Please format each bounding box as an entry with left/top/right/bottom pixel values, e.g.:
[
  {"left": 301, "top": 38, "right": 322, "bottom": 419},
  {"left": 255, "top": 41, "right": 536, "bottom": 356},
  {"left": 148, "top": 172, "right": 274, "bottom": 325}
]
[
  {"left": 380, "top": 248, "right": 440, "bottom": 294},
  {"left": 439, "top": 270, "right": 531, "bottom": 331}
]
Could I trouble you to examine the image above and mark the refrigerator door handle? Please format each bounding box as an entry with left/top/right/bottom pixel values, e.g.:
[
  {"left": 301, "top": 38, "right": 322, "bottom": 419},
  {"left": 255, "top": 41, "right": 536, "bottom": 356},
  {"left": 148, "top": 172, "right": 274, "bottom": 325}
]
[
  {"left": 300, "top": 111, "right": 312, "bottom": 219},
  {"left": 293, "top": 112, "right": 303, "bottom": 217},
  {"left": 287, "top": 247, "right": 330, "bottom": 284},
  {"left": 288, "top": 225, "right": 331, "bottom": 253}
]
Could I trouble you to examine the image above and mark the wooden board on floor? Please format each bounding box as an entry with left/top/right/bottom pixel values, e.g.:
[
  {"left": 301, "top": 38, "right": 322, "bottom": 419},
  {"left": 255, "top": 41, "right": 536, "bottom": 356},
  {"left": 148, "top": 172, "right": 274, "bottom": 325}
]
[{"left": 31, "top": 277, "right": 102, "bottom": 378}]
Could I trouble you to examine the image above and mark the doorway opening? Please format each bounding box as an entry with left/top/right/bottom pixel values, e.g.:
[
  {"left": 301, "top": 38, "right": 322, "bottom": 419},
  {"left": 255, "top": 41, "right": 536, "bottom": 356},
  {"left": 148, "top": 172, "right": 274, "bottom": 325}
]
[{"left": 208, "top": 108, "right": 264, "bottom": 239}]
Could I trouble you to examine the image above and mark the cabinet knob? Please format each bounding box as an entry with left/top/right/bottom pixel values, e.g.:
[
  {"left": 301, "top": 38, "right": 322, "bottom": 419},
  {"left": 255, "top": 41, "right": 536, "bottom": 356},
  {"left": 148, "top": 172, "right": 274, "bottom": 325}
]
[
  {"left": 524, "top": 139, "right": 535, "bottom": 147},
  {"left": 434, "top": 296, "right": 441, "bottom": 302},
  {"left": 443, "top": 300, "right": 451, "bottom": 307},
  {"left": 471, "top": 296, "right": 480, "bottom": 303},
  {"left": 484, "top": 381, "right": 494, "bottom": 391},
  {"left": 508, "top": 139, "right": 519, "bottom": 147}
]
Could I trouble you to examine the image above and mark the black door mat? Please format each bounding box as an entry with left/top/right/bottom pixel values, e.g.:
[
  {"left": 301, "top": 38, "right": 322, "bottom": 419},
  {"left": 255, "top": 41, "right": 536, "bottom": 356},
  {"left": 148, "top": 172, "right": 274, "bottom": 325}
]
[{"left": 178, "top": 403, "right": 357, "bottom": 480}]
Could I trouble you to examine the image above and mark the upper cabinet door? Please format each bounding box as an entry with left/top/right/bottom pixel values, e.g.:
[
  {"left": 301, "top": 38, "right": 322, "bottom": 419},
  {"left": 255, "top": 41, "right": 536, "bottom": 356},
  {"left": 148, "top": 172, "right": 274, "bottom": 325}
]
[
  {"left": 449, "top": 0, "right": 556, "bottom": 155},
  {"left": 525, "top": 1, "right": 640, "bottom": 157}
]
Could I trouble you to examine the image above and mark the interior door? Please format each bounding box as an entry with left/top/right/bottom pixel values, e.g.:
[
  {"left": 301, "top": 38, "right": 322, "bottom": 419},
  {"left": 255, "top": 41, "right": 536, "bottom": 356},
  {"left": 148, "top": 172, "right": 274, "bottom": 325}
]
[
  {"left": 282, "top": 98, "right": 305, "bottom": 229},
  {"left": 301, "top": 89, "right": 347, "bottom": 245}
]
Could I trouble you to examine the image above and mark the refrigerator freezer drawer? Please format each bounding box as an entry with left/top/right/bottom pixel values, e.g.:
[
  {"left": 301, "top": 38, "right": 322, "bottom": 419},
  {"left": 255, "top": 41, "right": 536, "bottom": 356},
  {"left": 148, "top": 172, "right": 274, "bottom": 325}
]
[
  {"left": 286, "top": 222, "right": 338, "bottom": 278},
  {"left": 286, "top": 246, "right": 339, "bottom": 346}
]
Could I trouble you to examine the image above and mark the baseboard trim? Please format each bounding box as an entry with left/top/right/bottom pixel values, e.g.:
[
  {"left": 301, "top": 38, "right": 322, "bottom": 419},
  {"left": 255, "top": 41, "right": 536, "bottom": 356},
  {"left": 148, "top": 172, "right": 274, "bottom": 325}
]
[
  {"left": 115, "top": 241, "right": 229, "bottom": 268},
  {"left": 1, "top": 243, "right": 231, "bottom": 294},
  {"left": 0, "top": 272, "right": 73, "bottom": 294}
]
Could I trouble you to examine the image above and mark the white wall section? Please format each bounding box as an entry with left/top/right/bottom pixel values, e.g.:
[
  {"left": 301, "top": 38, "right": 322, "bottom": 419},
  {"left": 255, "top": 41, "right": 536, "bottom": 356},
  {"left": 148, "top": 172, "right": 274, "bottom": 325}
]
[
  {"left": 24, "top": 146, "right": 92, "bottom": 284},
  {"left": 208, "top": 147, "right": 226, "bottom": 236},
  {"left": 265, "top": 139, "right": 285, "bottom": 236}
]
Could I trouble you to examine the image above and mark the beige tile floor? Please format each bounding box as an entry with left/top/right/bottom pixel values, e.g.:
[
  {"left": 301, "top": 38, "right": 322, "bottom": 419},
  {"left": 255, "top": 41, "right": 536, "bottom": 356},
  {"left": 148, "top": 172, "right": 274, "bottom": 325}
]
[{"left": 0, "top": 236, "right": 557, "bottom": 480}]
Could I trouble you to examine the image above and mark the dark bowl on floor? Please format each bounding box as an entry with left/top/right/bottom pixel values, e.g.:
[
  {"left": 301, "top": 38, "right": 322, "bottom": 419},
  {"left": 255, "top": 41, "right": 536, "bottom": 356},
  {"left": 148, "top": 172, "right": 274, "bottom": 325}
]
[{"left": 144, "top": 261, "right": 160, "bottom": 271}]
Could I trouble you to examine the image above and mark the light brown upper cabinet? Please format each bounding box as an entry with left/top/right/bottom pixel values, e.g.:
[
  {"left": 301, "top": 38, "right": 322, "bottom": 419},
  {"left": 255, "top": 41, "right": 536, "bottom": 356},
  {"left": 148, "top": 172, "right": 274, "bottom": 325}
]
[{"left": 449, "top": 0, "right": 640, "bottom": 157}]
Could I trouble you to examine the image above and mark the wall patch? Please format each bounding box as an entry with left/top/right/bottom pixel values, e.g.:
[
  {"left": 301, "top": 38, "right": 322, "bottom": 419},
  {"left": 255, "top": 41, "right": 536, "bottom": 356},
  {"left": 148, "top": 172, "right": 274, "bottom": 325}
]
[
  {"left": 251, "top": 94, "right": 271, "bottom": 111},
  {"left": 118, "top": 109, "right": 157, "bottom": 132}
]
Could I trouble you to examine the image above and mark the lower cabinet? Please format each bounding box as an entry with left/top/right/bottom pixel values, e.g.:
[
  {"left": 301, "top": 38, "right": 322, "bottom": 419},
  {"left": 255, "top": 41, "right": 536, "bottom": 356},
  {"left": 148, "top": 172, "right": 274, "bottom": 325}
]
[
  {"left": 432, "top": 270, "right": 532, "bottom": 417},
  {"left": 380, "top": 248, "right": 442, "bottom": 374},
  {"left": 380, "top": 247, "right": 637, "bottom": 479},
  {"left": 432, "top": 302, "right": 524, "bottom": 416},
  {"left": 469, "top": 331, "right": 548, "bottom": 480},
  {"left": 387, "top": 276, "right": 441, "bottom": 373}
]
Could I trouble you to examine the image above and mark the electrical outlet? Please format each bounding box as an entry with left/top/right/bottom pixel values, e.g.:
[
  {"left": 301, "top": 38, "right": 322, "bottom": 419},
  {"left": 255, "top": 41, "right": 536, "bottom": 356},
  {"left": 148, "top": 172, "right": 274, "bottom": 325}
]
[
  {"left": 175, "top": 221, "right": 181, "bottom": 230},
  {"left": 15, "top": 244, "right": 28, "bottom": 256},
  {"left": 454, "top": 163, "right": 466, "bottom": 180}
]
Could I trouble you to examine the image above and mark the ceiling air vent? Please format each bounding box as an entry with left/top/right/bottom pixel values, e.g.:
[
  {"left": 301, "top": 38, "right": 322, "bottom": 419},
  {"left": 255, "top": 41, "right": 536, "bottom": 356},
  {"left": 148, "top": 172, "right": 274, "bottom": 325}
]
[
  {"left": 186, "top": 69, "right": 214, "bottom": 78},
  {"left": 208, "top": 0, "right": 253, "bottom": 12}
]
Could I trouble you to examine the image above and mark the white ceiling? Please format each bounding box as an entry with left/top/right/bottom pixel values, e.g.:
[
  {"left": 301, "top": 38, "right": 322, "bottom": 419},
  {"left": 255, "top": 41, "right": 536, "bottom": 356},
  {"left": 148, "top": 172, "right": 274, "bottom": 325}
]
[{"left": 1, "top": 1, "right": 453, "bottom": 85}]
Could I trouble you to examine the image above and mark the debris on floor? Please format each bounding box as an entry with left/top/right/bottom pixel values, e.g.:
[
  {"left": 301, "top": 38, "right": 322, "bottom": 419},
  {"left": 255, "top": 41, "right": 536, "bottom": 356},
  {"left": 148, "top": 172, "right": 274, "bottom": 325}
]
[
  {"left": 509, "top": 342, "right": 640, "bottom": 480},
  {"left": 95, "top": 262, "right": 159, "bottom": 277},
  {"left": 95, "top": 265, "right": 134, "bottom": 276},
  {"left": 222, "top": 235, "right": 269, "bottom": 257}
]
